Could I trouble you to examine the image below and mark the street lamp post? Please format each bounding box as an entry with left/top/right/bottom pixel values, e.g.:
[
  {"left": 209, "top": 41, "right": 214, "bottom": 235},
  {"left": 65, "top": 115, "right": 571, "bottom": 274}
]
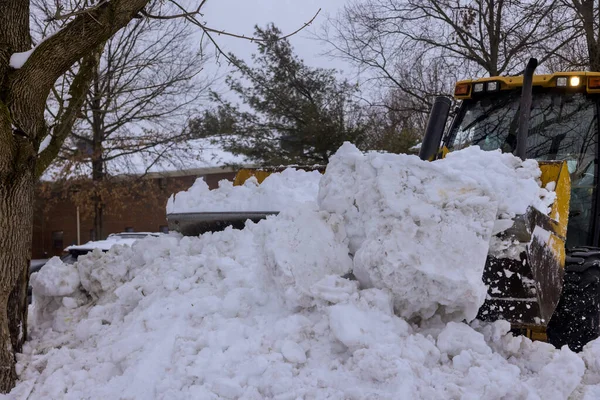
[
  {"left": 76, "top": 205, "right": 80, "bottom": 245},
  {"left": 70, "top": 186, "right": 81, "bottom": 245}
]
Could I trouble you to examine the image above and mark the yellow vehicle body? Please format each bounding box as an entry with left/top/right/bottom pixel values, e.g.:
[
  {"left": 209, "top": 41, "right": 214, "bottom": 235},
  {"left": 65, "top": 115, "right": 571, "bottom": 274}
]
[
  {"left": 454, "top": 71, "right": 600, "bottom": 100},
  {"left": 448, "top": 69, "right": 600, "bottom": 349}
]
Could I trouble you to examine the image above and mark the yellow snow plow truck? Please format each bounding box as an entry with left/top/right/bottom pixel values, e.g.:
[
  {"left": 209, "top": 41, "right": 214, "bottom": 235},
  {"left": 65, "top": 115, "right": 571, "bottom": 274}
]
[
  {"left": 167, "top": 58, "right": 600, "bottom": 352},
  {"left": 418, "top": 58, "right": 600, "bottom": 352}
]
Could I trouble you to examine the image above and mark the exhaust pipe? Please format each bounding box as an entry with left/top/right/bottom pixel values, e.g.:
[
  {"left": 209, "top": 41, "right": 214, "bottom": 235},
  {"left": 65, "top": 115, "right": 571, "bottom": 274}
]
[
  {"left": 515, "top": 58, "right": 538, "bottom": 160},
  {"left": 419, "top": 96, "right": 452, "bottom": 161}
]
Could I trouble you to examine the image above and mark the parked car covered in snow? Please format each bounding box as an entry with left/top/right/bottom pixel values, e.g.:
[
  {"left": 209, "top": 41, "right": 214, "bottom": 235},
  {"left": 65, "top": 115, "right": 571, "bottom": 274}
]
[
  {"left": 61, "top": 232, "right": 162, "bottom": 264},
  {"left": 29, "top": 258, "right": 49, "bottom": 275}
]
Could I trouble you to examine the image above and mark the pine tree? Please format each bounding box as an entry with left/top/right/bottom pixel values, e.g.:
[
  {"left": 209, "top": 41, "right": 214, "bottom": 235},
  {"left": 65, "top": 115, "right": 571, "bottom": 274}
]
[{"left": 191, "top": 24, "right": 367, "bottom": 166}]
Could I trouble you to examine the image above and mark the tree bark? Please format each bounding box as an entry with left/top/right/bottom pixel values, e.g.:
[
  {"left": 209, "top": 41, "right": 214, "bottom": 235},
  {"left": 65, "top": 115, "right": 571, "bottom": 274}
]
[
  {"left": 92, "top": 71, "right": 105, "bottom": 239},
  {"left": 0, "top": 107, "right": 35, "bottom": 392},
  {"left": 7, "top": 254, "right": 29, "bottom": 355}
]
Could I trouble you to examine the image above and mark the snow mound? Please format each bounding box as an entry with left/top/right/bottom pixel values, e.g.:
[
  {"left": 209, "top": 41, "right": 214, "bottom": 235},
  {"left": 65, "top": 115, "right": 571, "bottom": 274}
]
[
  {"left": 252, "top": 205, "right": 353, "bottom": 308},
  {"left": 30, "top": 257, "right": 80, "bottom": 297},
  {"left": 319, "top": 143, "right": 552, "bottom": 321},
  {"left": 13, "top": 143, "right": 594, "bottom": 400},
  {"left": 166, "top": 167, "right": 322, "bottom": 213},
  {"left": 14, "top": 232, "right": 598, "bottom": 398}
]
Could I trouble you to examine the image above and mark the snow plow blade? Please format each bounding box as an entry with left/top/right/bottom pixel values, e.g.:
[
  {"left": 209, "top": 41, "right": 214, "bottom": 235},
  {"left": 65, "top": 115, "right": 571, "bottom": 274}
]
[
  {"left": 167, "top": 212, "right": 277, "bottom": 236},
  {"left": 477, "top": 161, "right": 571, "bottom": 328}
]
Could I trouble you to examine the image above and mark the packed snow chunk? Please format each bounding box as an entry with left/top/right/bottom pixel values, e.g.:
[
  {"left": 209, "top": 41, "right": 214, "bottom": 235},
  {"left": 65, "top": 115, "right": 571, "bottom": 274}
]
[
  {"left": 328, "top": 290, "right": 411, "bottom": 349},
  {"left": 526, "top": 346, "right": 585, "bottom": 399},
  {"left": 166, "top": 167, "right": 322, "bottom": 213},
  {"left": 76, "top": 247, "right": 136, "bottom": 300},
  {"left": 30, "top": 256, "right": 80, "bottom": 297},
  {"left": 580, "top": 339, "right": 600, "bottom": 385},
  {"left": 437, "top": 322, "right": 491, "bottom": 357},
  {"left": 317, "top": 142, "right": 366, "bottom": 253},
  {"left": 280, "top": 340, "right": 307, "bottom": 364},
  {"left": 442, "top": 146, "right": 550, "bottom": 216},
  {"left": 254, "top": 205, "right": 353, "bottom": 307},
  {"left": 76, "top": 234, "right": 179, "bottom": 301},
  {"left": 310, "top": 274, "right": 359, "bottom": 304},
  {"left": 319, "top": 143, "right": 549, "bottom": 322}
]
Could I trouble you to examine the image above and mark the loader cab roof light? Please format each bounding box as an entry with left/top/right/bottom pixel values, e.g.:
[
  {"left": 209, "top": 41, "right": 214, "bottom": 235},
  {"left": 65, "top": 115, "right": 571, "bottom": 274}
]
[
  {"left": 589, "top": 77, "right": 600, "bottom": 88},
  {"left": 556, "top": 77, "right": 568, "bottom": 87},
  {"left": 486, "top": 81, "right": 499, "bottom": 92},
  {"left": 570, "top": 76, "right": 581, "bottom": 87},
  {"left": 454, "top": 83, "right": 470, "bottom": 96},
  {"left": 473, "top": 82, "right": 485, "bottom": 93}
]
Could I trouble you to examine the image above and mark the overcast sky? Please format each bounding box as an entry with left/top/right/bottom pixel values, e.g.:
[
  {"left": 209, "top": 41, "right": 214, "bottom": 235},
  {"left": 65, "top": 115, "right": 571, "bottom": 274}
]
[{"left": 201, "top": 0, "right": 354, "bottom": 86}]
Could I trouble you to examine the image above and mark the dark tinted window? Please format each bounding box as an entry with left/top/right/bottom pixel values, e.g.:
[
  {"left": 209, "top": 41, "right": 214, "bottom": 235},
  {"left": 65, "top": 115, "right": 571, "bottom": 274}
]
[
  {"left": 52, "top": 231, "right": 64, "bottom": 250},
  {"left": 449, "top": 90, "right": 598, "bottom": 247}
]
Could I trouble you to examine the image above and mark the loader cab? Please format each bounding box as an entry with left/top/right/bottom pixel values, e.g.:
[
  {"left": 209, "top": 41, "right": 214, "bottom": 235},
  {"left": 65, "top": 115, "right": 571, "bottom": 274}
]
[{"left": 443, "top": 73, "right": 600, "bottom": 249}]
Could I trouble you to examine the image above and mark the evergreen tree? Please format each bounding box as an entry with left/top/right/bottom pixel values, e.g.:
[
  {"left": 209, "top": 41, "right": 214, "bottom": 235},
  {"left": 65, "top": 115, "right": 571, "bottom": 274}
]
[{"left": 191, "top": 24, "right": 367, "bottom": 165}]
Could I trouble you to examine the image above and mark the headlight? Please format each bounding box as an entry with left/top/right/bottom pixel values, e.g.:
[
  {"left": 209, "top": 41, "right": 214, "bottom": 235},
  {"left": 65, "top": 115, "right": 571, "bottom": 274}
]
[
  {"left": 556, "top": 77, "right": 568, "bottom": 87},
  {"left": 486, "top": 81, "right": 499, "bottom": 91},
  {"left": 569, "top": 76, "right": 581, "bottom": 87},
  {"left": 473, "top": 83, "right": 484, "bottom": 93}
]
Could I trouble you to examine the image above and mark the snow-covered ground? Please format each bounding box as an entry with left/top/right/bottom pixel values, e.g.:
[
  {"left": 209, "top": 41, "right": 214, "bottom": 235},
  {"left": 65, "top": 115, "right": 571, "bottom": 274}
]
[{"left": 8, "top": 144, "right": 600, "bottom": 399}]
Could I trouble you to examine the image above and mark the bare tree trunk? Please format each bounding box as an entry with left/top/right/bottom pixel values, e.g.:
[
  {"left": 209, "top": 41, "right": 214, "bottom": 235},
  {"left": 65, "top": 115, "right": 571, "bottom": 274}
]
[
  {"left": 92, "top": 143, "right": 104, "bottom": 240},
  {"left": 1, "top": 172, "right": 33, "bottom": 346},
  {"left": 7, "top": 259, "right": 29, "bottom": 354},
  {"left": 93, "top": 195, "right": 104, "bottom": 240},
  {"left": 0, "top": 295, "right": 16, "bottom": 390},
  {"left": 0, "top": 1, "right": 35, "bottom": 391},
  {"left": 91, "top": 71, "right": 105, "bottom": 240},
  {"left": 0, "top": 124, "right": 34, "bottom": 392},
  {"left": 92, "top": 138, "right": 105, "bottom": 239}
]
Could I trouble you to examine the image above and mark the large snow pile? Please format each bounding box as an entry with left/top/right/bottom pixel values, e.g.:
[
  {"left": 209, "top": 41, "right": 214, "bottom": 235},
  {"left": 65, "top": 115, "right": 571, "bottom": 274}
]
[
  {"left": 167, "top": 167, "right": 322, "bottom": 213},
  {"left": 319, "top": 143, "right": 553, "bottom": 322},
  {"left": 11, "top": 144, "right": 600, "bottom": 400}
]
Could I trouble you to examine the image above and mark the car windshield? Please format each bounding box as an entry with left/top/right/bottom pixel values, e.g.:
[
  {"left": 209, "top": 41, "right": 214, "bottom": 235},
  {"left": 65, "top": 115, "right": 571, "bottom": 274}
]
[{"left": 448, "top": 89, "right": 598, "bottom": 247}]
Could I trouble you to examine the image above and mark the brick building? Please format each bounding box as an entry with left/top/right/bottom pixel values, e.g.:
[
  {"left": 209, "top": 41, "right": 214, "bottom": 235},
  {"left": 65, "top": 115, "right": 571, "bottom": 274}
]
[{"left": 32, "top": 167, "right": 238, "bottom": 258}]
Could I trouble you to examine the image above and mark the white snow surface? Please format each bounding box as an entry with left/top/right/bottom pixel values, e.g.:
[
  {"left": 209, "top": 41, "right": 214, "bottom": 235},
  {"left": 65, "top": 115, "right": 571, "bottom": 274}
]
[
  {"left": 167, "top": 167, "right": 322, "bottom": 213},
  {"left": 11, "top": 144, "right": 597, "bottom": 400},
  {"left": 319, "top": 143, "right": 553, "bottom": 322},
  {"left": 37, "top": 134, "right": 52, "bottom": 155},
  {"left": 30, "top": 257, "right": 80, "bottom": 298},
  {"left": 9, "top": 49, "right": 34, "bottom": 69}
]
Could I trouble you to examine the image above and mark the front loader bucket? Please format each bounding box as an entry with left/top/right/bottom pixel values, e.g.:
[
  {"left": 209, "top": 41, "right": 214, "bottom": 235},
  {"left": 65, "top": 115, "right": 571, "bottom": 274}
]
[{"left": 477, "top": 161, "right": 571, "bottom": 328}]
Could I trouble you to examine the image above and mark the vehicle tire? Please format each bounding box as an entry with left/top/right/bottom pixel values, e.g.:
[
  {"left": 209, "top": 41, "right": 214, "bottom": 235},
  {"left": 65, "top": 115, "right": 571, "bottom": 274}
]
[{"left": 547, "top": 247, "right": 600, "bottom": 352}]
